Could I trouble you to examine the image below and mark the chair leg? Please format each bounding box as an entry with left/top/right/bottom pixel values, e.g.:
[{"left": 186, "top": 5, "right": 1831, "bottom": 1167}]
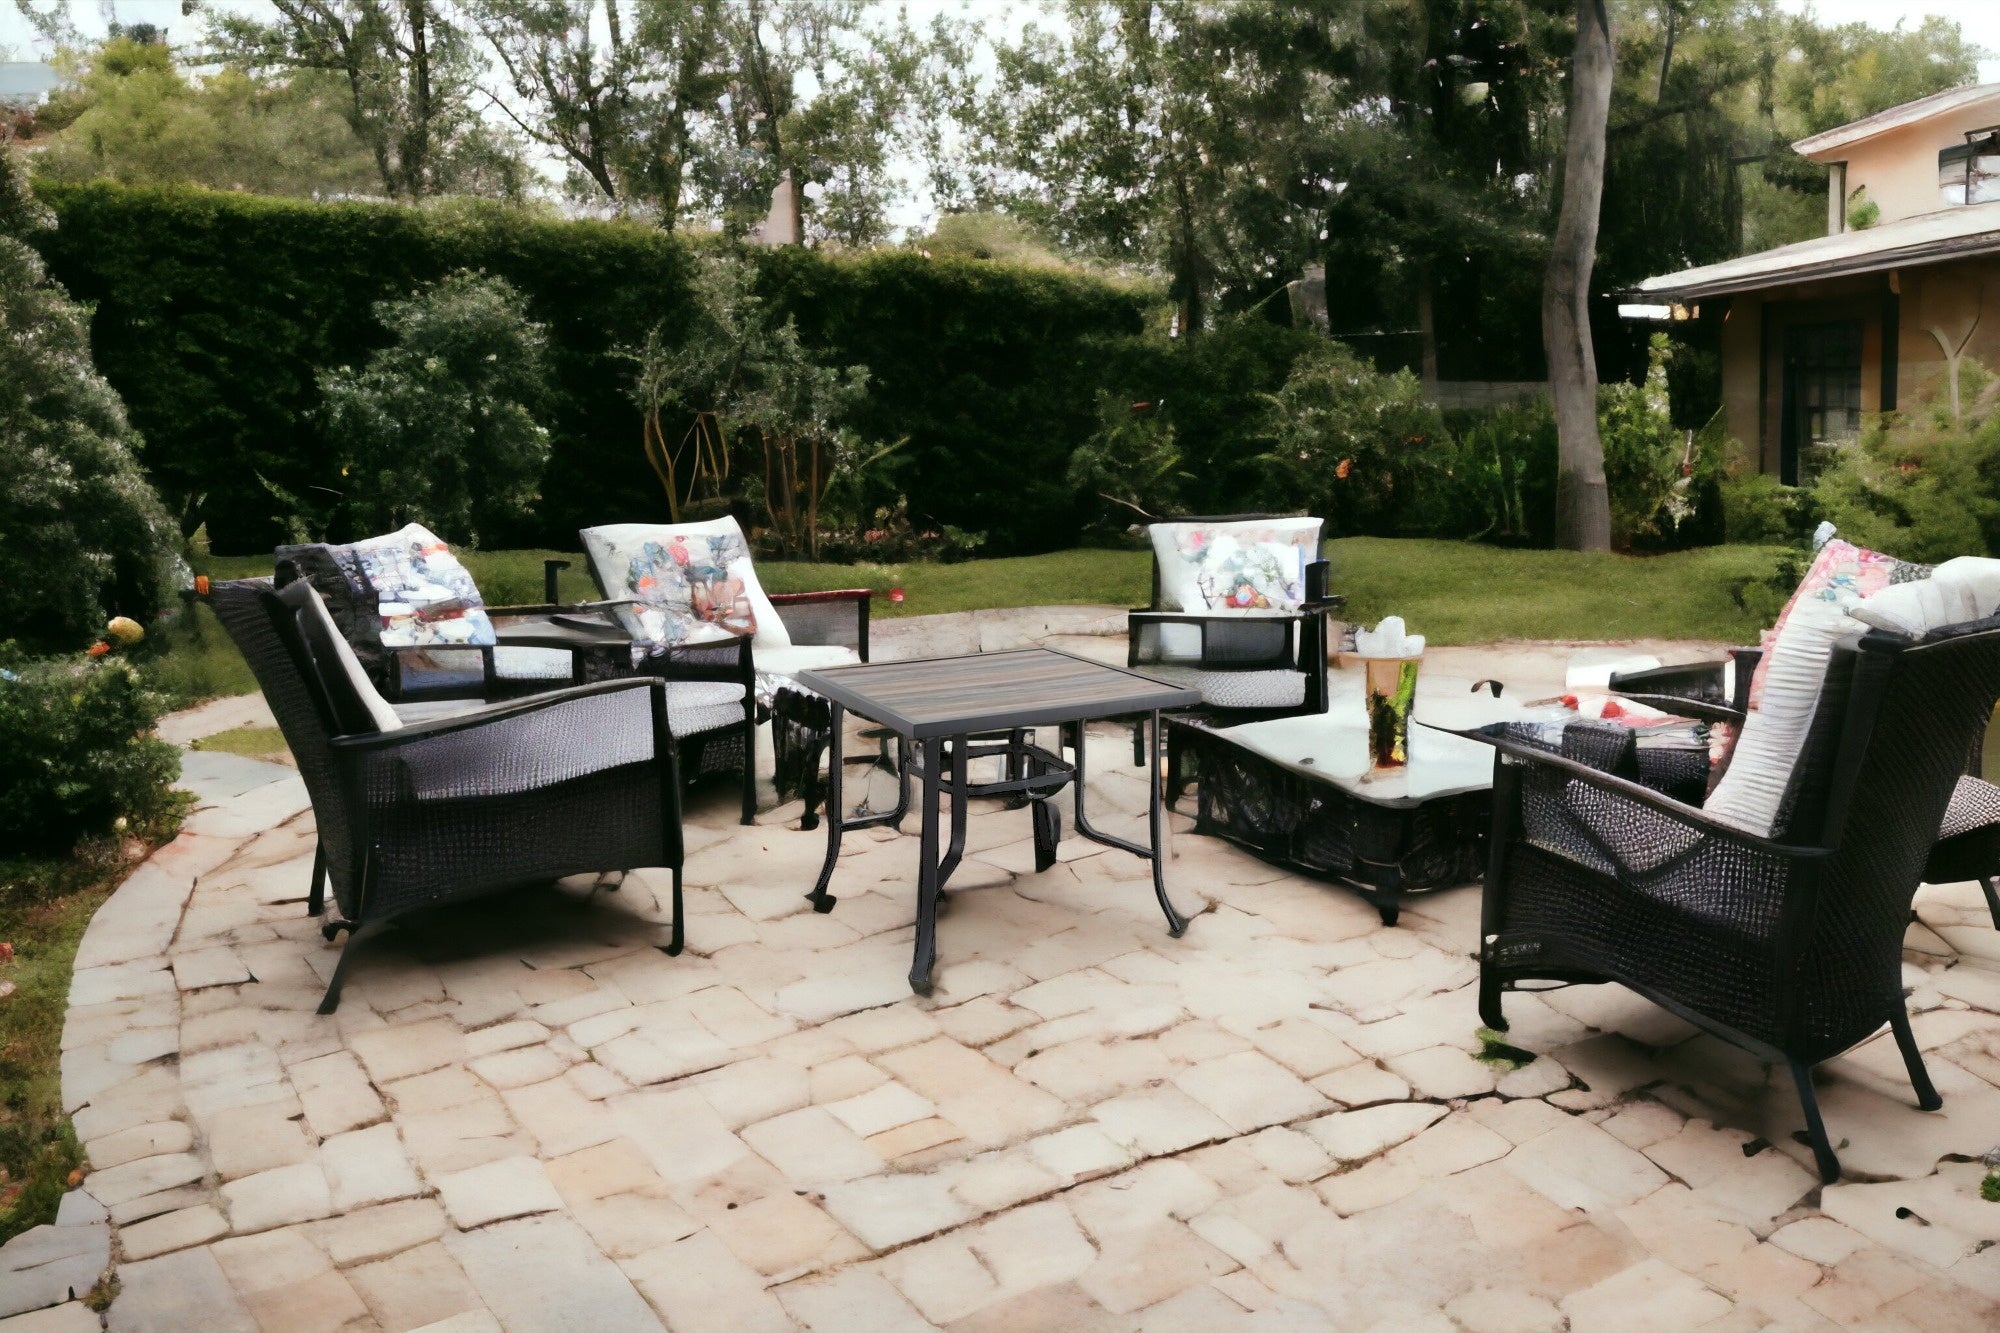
[
  {"left": 1132, "top": 718, "right": 1146, "bottom": 767},
  {"left": 1788, "top": 1059, "right": 1842, "bottom": 1184},
  {"left": 306, "top": 843, "right": 325, "bottom": 918},
  {"left": 315, "top": 921, "right": 371, "bottom": 1016},
  {"left": 1478, "top": 964, "right": 1508, "bottom": 1032},
  {"left": 1889, "top": 1006, "right": 1943, "bottom": 1110},
  {"left": 659, "top": 865, "right": 685, "bottom": 957},
  {"left": 1983, "top": 876, "right": 2000, "bottom": 930},
  {"left": 740, "top": 720, "right": 758, "bottom": 826}
]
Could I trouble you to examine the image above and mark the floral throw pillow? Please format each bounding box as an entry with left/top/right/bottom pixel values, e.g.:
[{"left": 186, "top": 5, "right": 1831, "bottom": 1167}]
[
  {"left": 346, "top": 523, "right": 496, "bottom": 649},
  {"left": 1160, "top": 522, "right": 1318, "bottom": 611},
  {"left": 582, "top": 519, "right": 775, "bottom": 656},
  {"left": 1744, "top": 538, "right": 1930, "bottom": 711}
]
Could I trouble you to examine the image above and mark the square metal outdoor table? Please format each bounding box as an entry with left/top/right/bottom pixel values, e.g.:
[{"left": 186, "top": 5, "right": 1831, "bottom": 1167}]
[{"left": 793, "top": 648, "right": 1202, "bottom": 995}]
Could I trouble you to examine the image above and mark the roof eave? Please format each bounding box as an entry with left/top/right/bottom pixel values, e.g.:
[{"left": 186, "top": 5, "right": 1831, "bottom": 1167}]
[{"left": 1637, "top": 229, "right": 2000, "bottom": 301}]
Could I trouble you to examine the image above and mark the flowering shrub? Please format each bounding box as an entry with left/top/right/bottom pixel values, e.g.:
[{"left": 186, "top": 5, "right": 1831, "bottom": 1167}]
[
  {"left": 1254, "top": 342, "right": 1447, "bottom": 535},
  {"left": 0, "top": 643, "right": 180, "bottom": 856}
]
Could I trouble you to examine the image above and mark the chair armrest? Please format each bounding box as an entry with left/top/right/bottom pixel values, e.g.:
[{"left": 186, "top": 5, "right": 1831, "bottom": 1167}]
[
  {"left": 769, "top": 589, "right": 872, "bottom": 662},
  {"left": 334, "top": 678, "right": 675, "bottom": 803},
  {"left": 1454, "top": 724, "right": 1828, "bottom": 861},
  {"left": 331, "top": 677, "right": 664, "bottom": 750},
  {"left": 1609, "top": 657, "right": 1729, "bottom": 701}
]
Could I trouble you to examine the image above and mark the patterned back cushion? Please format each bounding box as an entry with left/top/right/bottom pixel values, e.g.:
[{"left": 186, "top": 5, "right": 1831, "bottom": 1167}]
[
  {"left": 347, "top": 524, "right": 497, "bottom": 648},
  {"left": 1149, "top": 518, "right": 1321, "bottom": 613},
  {"left": 581, "top": 518, "right": 788, "bottom": 653},
  {"left": 1706, "top": 538, "right": 1929, "bottom": 836}
]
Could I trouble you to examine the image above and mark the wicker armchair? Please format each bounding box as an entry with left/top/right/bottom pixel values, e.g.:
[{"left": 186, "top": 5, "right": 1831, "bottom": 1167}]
[
  {"left": 206, "top": 578, "right": 686, "bottom": 1014},
  {"left": 1612, "top": 648, "right": 2000, "bottom": 929},
  {"left": 1473, "top": 616, "right": 2000, "bottom": 1181},
  {"left": 275, "top": 541, "right": 763, "bottom": 824},
  {"left": 1128, "top": 515, "right": 1341, "bottom": 720},
  {"left": 577, "top": 521, "right": 873, "bottom": 829}
]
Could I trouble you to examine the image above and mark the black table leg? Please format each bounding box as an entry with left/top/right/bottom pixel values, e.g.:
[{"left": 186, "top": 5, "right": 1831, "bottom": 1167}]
[
  {"left": 1069, "top": 714, "right": 1188, "bottom": 936},
  {"left": 1146, "top": 708, "right": 1189, "bottom": 937},
  {"left": 937, "top": 736, "right": 970, "bottom": 887},
  {"left": 910, "top": 735, "right": 946, "bottom": 995},
  {"left": 806, "top": 703, "right": 845, "bottom": 912}
]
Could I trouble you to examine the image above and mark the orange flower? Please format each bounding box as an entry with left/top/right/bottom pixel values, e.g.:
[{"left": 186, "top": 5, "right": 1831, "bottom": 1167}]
[
  {"left": 86, "top": 641, "right": 110, "bottom": 657},
  {"left": 193, "top": 574, "right": 211, "bottom": 597},
  {"left": 1335, "top": 458, "right": 1353, "bottom": 479}
]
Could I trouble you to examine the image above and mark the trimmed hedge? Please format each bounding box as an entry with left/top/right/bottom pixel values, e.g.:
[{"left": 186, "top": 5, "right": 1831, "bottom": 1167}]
[{"left": 34, "top": 183, "right": 1149, "bottom": 555}]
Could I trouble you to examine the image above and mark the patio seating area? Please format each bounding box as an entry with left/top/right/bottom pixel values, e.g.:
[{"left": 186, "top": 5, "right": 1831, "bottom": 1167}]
[{"left": 22, "top": 613, "right": 2000, "bottom": 1332}]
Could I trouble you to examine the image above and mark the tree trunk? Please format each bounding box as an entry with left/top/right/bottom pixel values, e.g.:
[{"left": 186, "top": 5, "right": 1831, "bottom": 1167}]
[
  {"left": 1416, "top": 269, "right": 1439, "bottom": 391},
  {"left": 1544, "top": 0, "right": 1614, "bottom": 553}
]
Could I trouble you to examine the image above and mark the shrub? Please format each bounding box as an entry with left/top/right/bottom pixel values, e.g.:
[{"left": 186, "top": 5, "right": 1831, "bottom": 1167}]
[
  {"left": 0, "top": 645, "right": 180, "bottom": 856},
  {"left": 1811, "top": 361, "right": 2000, "bottom": 563},
  {"left": 0, "top": 148, "right": 183, "bottom": 654},
  {"left": 318, "top": 270, "right": 553, "bottom": 546},
  {"left": 1599, "top": 335, "right": 1688, "bottom": 548},
  {"left": 1067, "top": 393, "right": 1186, "bottom": 530},
  {"left": 1720, "top": 470, "right": 1819, "bottom": 545},
  {"left": 34, "top": 182, "right": 1146, "bottom": 556},
  {"left": 1426, "top": 397, "right": 1558, "bottom": 544},
  {"left": 1255, "top": 342, "right": 1446, "bottom": 536}
]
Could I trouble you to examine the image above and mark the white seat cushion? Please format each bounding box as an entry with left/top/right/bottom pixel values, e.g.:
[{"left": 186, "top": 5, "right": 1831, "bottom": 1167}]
[
  {"left": 752, "top": 644, "right": 861, "bottom": 707},
  {"left": 1847, "top": 557, "right": 2000, "bottom": 637},
  {"left": 492, "top": 646, "right": 574, "bottom": 681},
  {"left": 293, "top": 583, "right": 403, "bottom": 734},
  {"left": 1139, "top": 663, "right": 1307, "bottom": 709},
  {"left": 666, "top": 681, "right": 748, "bottom": 738}
]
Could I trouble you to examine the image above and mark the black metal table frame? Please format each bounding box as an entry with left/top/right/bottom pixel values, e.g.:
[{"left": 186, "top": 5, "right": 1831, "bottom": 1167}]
[{"left": 805, "top": 709, "right": 1187, "bottom": 995}]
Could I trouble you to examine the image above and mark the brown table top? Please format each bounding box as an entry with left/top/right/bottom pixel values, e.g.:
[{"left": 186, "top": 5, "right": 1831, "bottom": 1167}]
[{"left": 794, "top": 648, "right": 1201, "bottom": 739}]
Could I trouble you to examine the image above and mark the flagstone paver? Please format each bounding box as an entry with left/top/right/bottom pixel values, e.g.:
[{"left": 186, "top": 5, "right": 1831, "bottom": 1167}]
[{"left": 7, "top": 633, "right": 2000, "bottom": 1328}]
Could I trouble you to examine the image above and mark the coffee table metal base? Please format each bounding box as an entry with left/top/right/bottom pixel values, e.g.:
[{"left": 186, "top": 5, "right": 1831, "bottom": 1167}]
[
  {"left": 1166, "top": 716, "right": 1488, "bottom": 926},
  {"left": 806, "top": 710, "right": 1186, "bottom": 995}
]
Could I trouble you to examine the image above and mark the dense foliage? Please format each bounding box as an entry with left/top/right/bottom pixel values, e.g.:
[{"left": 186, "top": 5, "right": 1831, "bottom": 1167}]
[
  {"left": 31, "top": 37, "right": 376, "bottom": 197},
  {"left": 318, "top": 270, "right": 553, "bottom": 545},
  {"left": 1811, "top": 363, "right": 2000, "bottom": 564},
  {"left": 34, "top": 182, "right": 1146, "bottom": 555},
  {"left": 1255, "top": 343, "right": 1449, "bottom": 536},
  {"left": 0, "top": 152, "right": 182, "bottom": 654},
  {"left": 0, "top": 646, "right": 180, "bottom": 856}
]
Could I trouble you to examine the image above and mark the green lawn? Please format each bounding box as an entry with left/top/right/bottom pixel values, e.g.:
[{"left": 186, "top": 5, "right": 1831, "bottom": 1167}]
[{"left": 168, "top": 539, "right": 1786, "bottom": 705}]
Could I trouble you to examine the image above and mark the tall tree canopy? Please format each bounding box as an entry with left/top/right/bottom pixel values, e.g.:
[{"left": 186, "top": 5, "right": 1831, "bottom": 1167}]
[{"left": 209, "top": 0, "right": 525, "bottom": 199}]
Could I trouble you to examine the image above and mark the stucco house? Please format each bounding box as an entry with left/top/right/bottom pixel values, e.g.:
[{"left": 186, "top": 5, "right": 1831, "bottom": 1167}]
[{"left": 1637, "top": 83, "right": 2000, "bottom": 483}]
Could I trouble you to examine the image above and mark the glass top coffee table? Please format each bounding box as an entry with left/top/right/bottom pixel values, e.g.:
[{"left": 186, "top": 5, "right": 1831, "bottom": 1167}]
[
  {"left": 1166, "top": 677, "right": 1710, "bottom": 924},
  {"left": 794, "top": 648, "right": 1202, "bottom": 995}
]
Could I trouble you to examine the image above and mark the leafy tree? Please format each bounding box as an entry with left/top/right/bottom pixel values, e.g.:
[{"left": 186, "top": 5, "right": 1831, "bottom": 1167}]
[
  {"left": 472, "top": 0, "right": 727, "bottom": 222},
  {"left": 31, "top": 37, "right": 378, "bottom": 196},
  {"left": 626, "top": 249, "right": 878, "bottom": 554},
  {"left": 209, "top": 0, "right": 524, "bottom": 199},
  {"left": 693, "top": 0, "right": 949, "bottom": 246},
  {"left": 318, "top": 271, "right": 553, "bottom": 544},
  {"left": 0, "top": 145, "right": 183, "bottom": 652}
]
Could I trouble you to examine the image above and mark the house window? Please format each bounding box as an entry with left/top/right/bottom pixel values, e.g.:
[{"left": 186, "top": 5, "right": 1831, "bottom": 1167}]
[
  {"left": 1782, "top": 319, "right": 1864, "bottom": 484},
  {"left": 1939, "top": 133, "right": 2000, "bottom": 205}
]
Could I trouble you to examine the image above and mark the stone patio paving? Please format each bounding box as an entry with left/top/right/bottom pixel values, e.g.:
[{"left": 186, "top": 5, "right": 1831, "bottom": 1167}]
[{"left": 7, "top": 616, "right": 2000, "bottom": 1331}]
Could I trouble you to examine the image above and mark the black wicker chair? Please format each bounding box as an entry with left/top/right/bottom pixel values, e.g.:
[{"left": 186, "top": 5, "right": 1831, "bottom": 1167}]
[
  {"left": 576, "top": 527, "right": 873, "bottom": 830},
  {"left": 274, "top": 543, "right": 764, "bottom": 825},
  {"left": 1473, "top": 616, "right": 2000, "bottom": 1182},
  {"left": 206, "top": 578, "right": 686, "bottom": 1015},
  {"left": 1128, "top": 514, "right": 1341, "bottom": 719},
  {"left": 1613, "top": 648, "right": 2000, "bottom": 929}
]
